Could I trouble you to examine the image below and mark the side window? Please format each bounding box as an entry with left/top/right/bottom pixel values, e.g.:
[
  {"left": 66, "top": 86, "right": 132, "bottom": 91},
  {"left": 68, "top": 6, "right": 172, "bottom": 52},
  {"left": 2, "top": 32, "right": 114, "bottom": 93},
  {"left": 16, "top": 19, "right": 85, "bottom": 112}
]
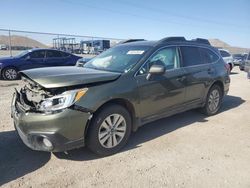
[
  {"left": 61, "top": 52, "right": 70, "bottom": 57},
  {"left": 248, "top": 52, "right": 250, "bottom": 60},
  {"left": 220, "top": 50, "right": 230, "bottom": 57},
  {"left": 199, "top": 48, "right": 219, "bottom": 64},
  {"left": 180, "top": 46, "right": 202, "bottom": 67},
  {"left": 139, "top": 47, "right": 180, "bottom": 75},
  {"left": 46, "top": 50, "right": 63, "bottom": 58},
  {"left": 29, "top": 51, "right": 45, "bottom": 59}
]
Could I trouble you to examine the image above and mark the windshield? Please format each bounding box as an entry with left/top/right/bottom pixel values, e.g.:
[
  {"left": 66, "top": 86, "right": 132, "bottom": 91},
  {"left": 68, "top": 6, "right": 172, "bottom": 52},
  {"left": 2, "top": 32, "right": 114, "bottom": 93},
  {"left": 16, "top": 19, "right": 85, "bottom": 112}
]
[
  {"left": 84, "top": 45, "right": 150, "bottom": 73},
  {"left": 15, "top": 50, "right": 30, "bottom": 57}
]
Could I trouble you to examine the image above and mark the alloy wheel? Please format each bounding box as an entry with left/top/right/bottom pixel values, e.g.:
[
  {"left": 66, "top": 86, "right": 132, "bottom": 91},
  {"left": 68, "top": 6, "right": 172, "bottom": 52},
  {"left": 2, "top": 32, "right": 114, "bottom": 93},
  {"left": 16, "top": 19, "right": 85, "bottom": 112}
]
[
  {"left": 98, "top": 114, "right": 127, "bottom": 148},
  {"left": 4, "top": 68, "right": 17, "bottom": 80},
  {"left": 208, "top": 89, "right": 220, "bottom": 112}
]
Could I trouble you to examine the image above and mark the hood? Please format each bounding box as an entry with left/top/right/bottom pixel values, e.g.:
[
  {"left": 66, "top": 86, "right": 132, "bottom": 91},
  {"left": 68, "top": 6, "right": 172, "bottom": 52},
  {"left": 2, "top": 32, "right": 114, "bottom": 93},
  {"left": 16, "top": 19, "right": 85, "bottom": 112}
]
[
  {"left": 20, "top": 66, "right": 121, "bottom": 88},
  {"left": 0, "top": 56, "right": 16, "bottom": 63}
]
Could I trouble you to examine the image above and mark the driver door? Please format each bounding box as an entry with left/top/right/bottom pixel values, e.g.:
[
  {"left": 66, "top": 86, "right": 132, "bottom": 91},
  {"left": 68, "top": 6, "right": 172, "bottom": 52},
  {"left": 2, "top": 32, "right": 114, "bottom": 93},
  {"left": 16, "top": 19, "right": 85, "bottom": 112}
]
[{"left": 135, "top": 46, "right": 186, "bottom": 124}]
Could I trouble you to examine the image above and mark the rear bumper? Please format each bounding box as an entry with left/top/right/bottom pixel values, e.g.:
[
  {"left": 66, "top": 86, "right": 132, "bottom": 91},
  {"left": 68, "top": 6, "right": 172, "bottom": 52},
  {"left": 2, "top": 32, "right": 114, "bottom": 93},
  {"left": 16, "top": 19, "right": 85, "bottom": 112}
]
[{"left": 11, "top": 91, "right": 91, "bottom": 152}]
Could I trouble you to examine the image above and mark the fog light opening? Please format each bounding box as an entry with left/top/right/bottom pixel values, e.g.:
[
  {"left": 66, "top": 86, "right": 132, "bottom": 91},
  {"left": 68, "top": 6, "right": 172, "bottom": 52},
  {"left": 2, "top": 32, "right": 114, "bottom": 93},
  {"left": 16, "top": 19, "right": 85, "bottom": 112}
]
[{"left": 42, "top": 137, "right": 53, "bottom": 149}]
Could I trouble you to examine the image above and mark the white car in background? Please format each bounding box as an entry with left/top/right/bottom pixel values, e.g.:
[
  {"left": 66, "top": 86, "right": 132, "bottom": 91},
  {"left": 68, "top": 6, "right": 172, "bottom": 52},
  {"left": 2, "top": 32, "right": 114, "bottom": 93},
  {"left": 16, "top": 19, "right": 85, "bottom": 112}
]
[
  {"left": 244, "top": 52, "right": 250, "bottom": 74},
  {"left": 219, "top": 49, "right": 234, "bottom": 71}
]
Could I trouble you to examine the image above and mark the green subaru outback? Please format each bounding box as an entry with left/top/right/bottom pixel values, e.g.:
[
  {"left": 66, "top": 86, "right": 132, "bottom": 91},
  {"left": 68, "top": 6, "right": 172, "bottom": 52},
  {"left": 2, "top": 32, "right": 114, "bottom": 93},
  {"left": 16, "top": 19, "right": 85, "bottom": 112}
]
[{"left": 11, "top": 37, "right": 230, "bottom": 156}]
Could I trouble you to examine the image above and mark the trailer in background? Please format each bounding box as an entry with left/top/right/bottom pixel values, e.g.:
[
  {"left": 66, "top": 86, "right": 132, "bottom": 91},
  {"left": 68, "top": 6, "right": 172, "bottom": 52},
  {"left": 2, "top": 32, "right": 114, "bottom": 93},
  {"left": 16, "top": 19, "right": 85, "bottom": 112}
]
[{"left": 80, "top": 40, "right": 110, "bottom": 54}]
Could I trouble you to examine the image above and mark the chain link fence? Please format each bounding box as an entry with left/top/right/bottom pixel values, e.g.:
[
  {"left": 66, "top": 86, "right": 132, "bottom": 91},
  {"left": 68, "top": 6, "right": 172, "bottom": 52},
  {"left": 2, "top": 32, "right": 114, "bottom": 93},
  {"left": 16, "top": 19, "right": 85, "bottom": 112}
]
[{"left": 0, "top": 29, "right": 123, "bottom": 57}]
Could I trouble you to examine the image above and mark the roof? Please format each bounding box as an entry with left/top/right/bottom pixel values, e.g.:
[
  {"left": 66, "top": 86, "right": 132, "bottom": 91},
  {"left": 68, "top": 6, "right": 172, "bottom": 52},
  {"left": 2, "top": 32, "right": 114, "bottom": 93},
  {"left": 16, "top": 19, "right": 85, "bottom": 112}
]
[
  {"left": 118, "top": 37, "right": 212, "bottom": 48},
  {"left": 27, "top": 48, "right": 70, "bottom": 53}
]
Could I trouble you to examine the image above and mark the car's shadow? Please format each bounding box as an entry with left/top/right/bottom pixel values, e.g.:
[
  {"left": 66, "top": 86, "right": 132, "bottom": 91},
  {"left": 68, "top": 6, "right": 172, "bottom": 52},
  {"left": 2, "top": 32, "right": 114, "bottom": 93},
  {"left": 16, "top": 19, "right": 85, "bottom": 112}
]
[
  {"left": 0, "top": 95, "right": 245, "bottom": 186},
  {"left": 0, "top": 131, "right": 51, "bottom": 186},
  {"left": 55, "top": 95, "right": 245, "bottom": 161}
]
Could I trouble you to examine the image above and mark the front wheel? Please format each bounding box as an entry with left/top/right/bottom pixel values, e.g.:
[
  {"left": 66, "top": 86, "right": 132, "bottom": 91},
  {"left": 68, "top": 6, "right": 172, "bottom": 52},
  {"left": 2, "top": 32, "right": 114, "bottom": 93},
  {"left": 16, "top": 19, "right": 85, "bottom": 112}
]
[
  {"left": 201, "top": 85, "right": 222, "bottom": 116},
  {"left": 86, "top": 104, "right": 132, "bottom": 156},
  {"left": 2, "top": 67, "right": 18, "bottom": 80}
]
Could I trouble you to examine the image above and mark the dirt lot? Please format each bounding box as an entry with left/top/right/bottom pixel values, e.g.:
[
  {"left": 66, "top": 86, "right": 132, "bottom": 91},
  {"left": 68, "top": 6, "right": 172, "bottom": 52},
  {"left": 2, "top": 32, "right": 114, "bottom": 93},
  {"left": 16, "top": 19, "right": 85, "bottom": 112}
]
[{"left": 0, "top": 69, "right": 250, "bottom": 188}]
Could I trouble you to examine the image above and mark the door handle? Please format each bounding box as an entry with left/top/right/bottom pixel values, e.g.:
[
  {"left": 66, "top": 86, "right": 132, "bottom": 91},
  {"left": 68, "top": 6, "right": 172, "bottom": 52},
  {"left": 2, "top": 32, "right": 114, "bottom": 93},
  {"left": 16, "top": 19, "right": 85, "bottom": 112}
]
[
  {"left": 176, "top": 76, "right": 186, "bottom": 82},
  {"left": 207, "top": 68, "right": 215, "bottom": 74}
]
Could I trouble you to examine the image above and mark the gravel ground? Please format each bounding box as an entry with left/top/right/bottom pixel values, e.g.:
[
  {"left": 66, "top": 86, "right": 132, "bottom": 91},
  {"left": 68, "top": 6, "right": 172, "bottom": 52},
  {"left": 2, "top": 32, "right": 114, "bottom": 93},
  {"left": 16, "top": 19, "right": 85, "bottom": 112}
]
[{"left": 0, "top": 68, "right": 250, "bottom": 188}]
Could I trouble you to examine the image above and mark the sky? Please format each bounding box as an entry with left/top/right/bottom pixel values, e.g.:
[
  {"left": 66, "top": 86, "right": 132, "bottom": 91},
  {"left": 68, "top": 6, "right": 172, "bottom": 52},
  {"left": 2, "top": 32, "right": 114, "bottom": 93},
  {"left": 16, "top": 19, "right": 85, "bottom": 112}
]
[{"left": 0, "top": 0, "right": 250, "bottom": 47}]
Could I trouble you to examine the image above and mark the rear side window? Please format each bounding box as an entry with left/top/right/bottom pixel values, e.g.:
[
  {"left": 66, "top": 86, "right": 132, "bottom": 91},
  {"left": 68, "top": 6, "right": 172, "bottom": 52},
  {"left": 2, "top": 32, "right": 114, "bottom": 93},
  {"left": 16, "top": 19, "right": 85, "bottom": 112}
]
[
  {"left": 61, "top": 51, "right": 70, "bottom": 57},
  {"left": 29, "top": 51, "right": 45, "bottom": 59},
  {"left": 220, "top": 50, "right": 230, "bottom": 57},
  {"left": 199, "top": 48, "right": 219, "bottom": 64},
  {"left": 181, "top": 46, "right": 202, "bottom": 67},
  {"left": 46, "top": 50, "right": 62, "bottom": 58}
]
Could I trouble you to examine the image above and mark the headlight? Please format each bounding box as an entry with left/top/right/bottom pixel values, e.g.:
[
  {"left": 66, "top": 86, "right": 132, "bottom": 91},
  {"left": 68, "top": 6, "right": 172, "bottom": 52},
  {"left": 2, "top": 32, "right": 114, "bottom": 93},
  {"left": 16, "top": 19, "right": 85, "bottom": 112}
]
[{"left": 39, "top": 88, "right": 88, "bottom": 113}]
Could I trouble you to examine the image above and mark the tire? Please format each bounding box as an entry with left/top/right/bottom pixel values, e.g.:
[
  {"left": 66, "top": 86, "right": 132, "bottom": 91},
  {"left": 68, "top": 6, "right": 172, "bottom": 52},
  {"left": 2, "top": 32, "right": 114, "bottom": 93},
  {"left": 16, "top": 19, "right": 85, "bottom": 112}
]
[
  {"left": 86, "top": 104, "right": 132, "bottom": 156},
  {"left": 201, "top": 85, "right": 223, "bottom": 116},
  {"left": 2, "top": 67, "right": 19, "bottom": 80},
  {"left": 229, "top": 63, "right": 233, "bottom": 72}
]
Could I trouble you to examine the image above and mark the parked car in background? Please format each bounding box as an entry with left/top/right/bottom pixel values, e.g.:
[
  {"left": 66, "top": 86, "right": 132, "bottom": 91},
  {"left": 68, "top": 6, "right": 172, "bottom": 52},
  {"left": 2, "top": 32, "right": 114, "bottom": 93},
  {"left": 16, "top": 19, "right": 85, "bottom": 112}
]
[
  {"left": 244, "top": 52, "right": 250, "bottom": 76},
  {"left": 233, "top": 54, "right": 244, "bottom": 65},
  {"left": 239, "top": 53, "right": 248, "bottom": 71},
  {"left": 0, "top": 49, "right": 81, "bottom": 80},
  {"left": 11, "top": 37, "right": 230, "bottom": 156},
  {"left": 0, "top": 44, "right": 8, "bottom": 50},
  {"left": 75, "top": 57, "right": 92, "bottom": 67},
  {"left": 219, "top": 49, "right": 234, "bottom": 71}
]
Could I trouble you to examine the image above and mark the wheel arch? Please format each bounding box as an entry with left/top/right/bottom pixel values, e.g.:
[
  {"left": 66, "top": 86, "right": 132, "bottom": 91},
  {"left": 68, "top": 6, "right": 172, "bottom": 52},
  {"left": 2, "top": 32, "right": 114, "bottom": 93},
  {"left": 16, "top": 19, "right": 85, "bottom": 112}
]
[
  {"left": 84, "top": 98, "right": 138, "bottom": 138},
  {"left": 210, "top": 80, "right": 224, "bottom": 96}
]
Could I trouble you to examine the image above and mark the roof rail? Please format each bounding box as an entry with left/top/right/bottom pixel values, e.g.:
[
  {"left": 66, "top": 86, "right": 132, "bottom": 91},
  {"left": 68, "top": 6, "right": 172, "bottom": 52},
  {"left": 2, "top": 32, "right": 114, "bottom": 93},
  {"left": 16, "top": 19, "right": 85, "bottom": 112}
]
[
  {"left": 158, "top": 37, "right": 186, "bottom": 44},
  {"left": 191, "top": 38, "right": 210, "bottom": 45},
  {"left": 119, "top": 39, "right": 146, "bottom": 44}
]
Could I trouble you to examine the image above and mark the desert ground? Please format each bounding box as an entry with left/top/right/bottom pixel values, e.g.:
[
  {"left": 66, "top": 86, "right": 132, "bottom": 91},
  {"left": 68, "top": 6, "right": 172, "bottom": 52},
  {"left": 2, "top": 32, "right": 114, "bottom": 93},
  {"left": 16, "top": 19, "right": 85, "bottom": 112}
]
[{"left": 0, "top": 68, "right": 250, "bottom": 188}]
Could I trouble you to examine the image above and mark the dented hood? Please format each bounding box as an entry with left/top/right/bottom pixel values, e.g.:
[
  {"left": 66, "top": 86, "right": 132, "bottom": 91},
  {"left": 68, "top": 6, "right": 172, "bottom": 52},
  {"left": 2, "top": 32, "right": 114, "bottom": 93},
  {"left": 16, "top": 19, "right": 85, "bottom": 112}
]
[{"left": 20, "top": 66, "right": 121, "bottom": 88}]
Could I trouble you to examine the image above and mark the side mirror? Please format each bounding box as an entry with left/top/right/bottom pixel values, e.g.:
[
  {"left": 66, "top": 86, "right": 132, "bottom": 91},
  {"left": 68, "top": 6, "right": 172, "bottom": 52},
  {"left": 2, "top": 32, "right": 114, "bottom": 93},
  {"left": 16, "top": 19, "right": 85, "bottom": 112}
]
[
  {"left": 146, "top": 64, "right": 166, "bottom": 80},
  {"left": 25, "top": 55, "right": 31, "bottom": 60}
]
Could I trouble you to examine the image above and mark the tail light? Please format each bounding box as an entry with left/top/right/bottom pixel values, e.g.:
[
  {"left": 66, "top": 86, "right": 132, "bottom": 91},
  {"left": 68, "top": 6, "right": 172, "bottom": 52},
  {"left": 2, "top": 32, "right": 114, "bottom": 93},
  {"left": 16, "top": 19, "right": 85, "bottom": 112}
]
[{"left": 224, "top": 63, "right": 230, "bottom": 74}]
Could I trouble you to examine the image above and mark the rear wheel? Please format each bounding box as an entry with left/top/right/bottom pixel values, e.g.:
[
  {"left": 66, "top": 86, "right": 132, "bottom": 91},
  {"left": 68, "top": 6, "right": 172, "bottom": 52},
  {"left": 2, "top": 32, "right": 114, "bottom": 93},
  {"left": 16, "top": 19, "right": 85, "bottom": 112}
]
[
  {"left": 86, "top": 104, "right": 132, "bottom": 156},
  {"left": 2, "top": 67, "right": 18, "bottom": 80},
  {"left": 201, "top": 85, "right": 222, "bottom": 116}
]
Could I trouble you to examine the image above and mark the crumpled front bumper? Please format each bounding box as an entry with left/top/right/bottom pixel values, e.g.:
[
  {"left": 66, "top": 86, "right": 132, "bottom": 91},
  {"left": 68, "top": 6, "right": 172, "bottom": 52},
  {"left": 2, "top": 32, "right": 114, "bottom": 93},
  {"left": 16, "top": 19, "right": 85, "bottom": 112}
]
[{"left": 11, "top": 91, "right": 92, "bottom": 152}]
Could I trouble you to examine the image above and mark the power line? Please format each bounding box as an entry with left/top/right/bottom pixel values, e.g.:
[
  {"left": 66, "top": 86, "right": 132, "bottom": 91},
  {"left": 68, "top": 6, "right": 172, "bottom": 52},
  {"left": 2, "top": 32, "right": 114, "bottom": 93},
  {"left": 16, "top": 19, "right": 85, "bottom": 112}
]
[
  {"left": 115, "top": 0, "right": 249, "bottom": 29},
  {"left": 61, "top": 0, "right": 249, "bottom": 30}
]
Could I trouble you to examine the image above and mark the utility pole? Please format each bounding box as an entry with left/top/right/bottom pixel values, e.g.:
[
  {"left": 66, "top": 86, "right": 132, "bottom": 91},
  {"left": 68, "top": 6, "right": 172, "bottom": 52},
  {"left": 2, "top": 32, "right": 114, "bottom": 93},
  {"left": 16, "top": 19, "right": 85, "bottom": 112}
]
[{"left": 8, "top": 30, "right": 12, "bottom": 56}]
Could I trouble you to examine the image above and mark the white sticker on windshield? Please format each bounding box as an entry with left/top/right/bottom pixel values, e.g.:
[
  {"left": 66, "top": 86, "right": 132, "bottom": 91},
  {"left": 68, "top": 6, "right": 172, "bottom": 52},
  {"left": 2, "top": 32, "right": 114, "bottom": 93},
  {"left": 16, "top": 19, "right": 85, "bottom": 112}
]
[{"left": 127, "top": 50, "right": 145, "bottom": 55}]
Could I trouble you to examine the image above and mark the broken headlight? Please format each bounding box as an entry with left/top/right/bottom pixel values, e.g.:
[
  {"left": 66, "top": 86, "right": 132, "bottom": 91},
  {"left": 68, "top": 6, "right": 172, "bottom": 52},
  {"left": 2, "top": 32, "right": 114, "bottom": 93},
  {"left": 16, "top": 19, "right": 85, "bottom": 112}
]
[{"left": 39, "top": 88, "right": 88, "bottom": 113}]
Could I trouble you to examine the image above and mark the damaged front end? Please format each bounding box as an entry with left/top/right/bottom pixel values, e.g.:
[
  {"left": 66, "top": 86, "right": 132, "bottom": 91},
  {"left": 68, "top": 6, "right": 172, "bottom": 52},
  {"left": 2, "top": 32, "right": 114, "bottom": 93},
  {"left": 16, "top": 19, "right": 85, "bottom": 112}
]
[
  {"left": 11, "top": 76, "right": 92, "bottom": 152},
  {"left": 14, "top": 76, "right": 88, "bottom": 114},
  {"left": 14, "top": 77, "right": 54, "bottom": 113}
]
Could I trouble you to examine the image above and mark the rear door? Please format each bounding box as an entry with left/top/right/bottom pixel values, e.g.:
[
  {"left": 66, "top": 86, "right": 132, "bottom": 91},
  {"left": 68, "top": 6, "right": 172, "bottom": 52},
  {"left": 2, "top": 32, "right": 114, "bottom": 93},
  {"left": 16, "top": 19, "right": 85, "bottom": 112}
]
[
  {"left": 180, "top": 46, "right": 217, "bottom": 105},
  {"left": 136, "top": 46, "right": 186, "bottom": 123},
  {"left": 45, "top": 50, "right": 67, "bottom": 66}
]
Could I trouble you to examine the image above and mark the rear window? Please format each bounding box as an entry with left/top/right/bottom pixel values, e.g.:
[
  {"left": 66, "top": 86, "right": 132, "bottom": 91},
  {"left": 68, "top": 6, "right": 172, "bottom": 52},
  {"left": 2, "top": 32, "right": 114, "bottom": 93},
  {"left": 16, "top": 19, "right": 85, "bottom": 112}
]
[
  {"left": 181, "top": 46, "right": 202, "bottom": 67},
  {"left": 61, "top": 51, "right": 70, "bottom": 57},
  {"left": 220, "top": 50, "right": 230, "bottom": 57}
]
